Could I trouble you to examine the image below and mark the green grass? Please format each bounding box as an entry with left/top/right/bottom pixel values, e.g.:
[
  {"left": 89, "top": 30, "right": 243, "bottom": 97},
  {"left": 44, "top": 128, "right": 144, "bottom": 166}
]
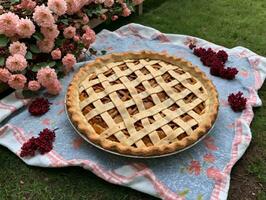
[{"left": 1, "top": 0, "right": 266, "bottom": 199}]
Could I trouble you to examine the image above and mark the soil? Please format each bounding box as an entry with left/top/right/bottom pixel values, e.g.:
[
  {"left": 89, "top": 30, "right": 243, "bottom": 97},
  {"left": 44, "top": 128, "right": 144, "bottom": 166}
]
[{"left": 228, "top": 141, "right": 265, "bottom": 200}]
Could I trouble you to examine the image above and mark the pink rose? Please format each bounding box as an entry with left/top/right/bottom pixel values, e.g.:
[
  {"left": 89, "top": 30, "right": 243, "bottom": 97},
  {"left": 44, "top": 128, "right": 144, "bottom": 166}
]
[
  {"left": 17, "top": 17, "right": 36, "bottom": 38},
  {"left": 121, "top": 3, "right": 127, "bottom": 8},
  {"left": 100, "top": 14, "right": 107, "bottom": 21},
  {"left": 63, "top": 26, "right": 76, "bottom": 39},
  {"left": 8, "top": 74, "right": 27, "bottom": 89},
  {"left": 111, "top": 15, "right": 118, "bottom": 21},
  {"left": 6, "top": 54, "right": 28, "bottom": 72},
  {"left": 28, "top": 80, "right": 41, "bottom": 91},
  {"left": 37, "top": 38, "right": 55, "bottom": 53},
  {"left": 62, "top": 53, "right": 76, "bottom": 72},
  {"left": 104, "top": 0, "right": 114, "bottom": 7},
  {"left": 51, "top": 48, "right": 62, "bottom": 60},
  {"left": 0, "top": 68, "right": 11, "bottom": 83},
  {"left": 0, "top": 12, "right": 20, "bottom": 37},
  {"left": 73, "top": 35, "right": 80, "bottom": 42},
  {"left": 46, "top": 79, "right": 62, "bottom": 95},
  {"left": 82, "top": 25, "right": 89, "bottom": 31},
  {"left": 37, "top": 66, "right": 57, "bottom": 87},
  {"left": 9, "top": 41, "right": 27, "bottom": 56},
  {"left": 122, "top": 6, "right": 131, "bottom": 17},
  {"left": 66, "top": 0, "right": 80, "bottom": 15},
  {"left": 81, "top": 27, "right": 96, "bottom": 48},
  {"left": 40, "top": 24, "right": 59, "bottom": 40},
  {"left": 82, "top": 14, "right": 89, "bottom": 24},
  {"left": 20, "top": 0, "right": 37, "bottom": 10},
  {"left": 48, "top": 0, "right": 67, "bottom": 16},
  {"left": 33, "top": 5, "right": 55, "bottom": 27}
]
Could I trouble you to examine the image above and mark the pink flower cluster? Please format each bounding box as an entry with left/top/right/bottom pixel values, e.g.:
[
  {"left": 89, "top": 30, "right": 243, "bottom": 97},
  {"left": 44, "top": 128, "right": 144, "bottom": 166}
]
[
  {"left": 0, "top": 0, "right": 139, "bottom": 97},
  {"left": 48, "top": 0, "right": 67, "bottom": 16},
  {"left": 104, "top": 0, "right": 114, "bottom": 7},
  {"left": 33, "top": 5, "right": 55, "bottom": 27},
  {"left": 37, "top": 66, "right": 61, "bottom": 95},
  {"left": 0, "top": 12, "right": 35, "bottom": 38},
  {"left": 33, "top": 5, "right": 57, "bottom": 53},
  {"left": 82, "top": 27, "right": 96, "bottom": 48},
  {"left": 6, "top": 54, "right": 27, "bottom": 72},
  {"left": 121, "top": 3, "right": 131, "bottom": 17},
  {"left": 19, "top": 0, "right": 37, "bottom": 10},
  {"left": 62, "top": 53, "right": 77, "bottom": 72}
]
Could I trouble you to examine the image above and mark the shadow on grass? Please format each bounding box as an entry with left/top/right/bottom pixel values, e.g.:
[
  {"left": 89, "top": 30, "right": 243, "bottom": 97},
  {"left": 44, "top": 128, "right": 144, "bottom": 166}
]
[{"left": 0, "top": 145, "right": 157, "bottom": 200}]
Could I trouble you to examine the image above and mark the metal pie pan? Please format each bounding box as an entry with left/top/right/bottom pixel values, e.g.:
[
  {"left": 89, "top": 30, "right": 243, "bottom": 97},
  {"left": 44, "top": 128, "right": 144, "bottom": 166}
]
[{"left": 65, "top": 99, "right": 217, "bottom": 159}]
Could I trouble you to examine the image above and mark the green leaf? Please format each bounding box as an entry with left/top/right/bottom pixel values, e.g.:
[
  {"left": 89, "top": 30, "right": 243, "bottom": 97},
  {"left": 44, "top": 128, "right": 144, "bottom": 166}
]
[
  {"left": 128, "top": 5, "right": 135, "bottom": 12},
  {"left": 0, "top": 57, "right": 5, "bottom": 66},
  {"left": 33, "top": 32, "right": 44, "bottom": 41},
  {"left": 25, "top": 51, "right": 33, "bottom": 60},
  {"left": 47, "top": 61, "right": 56, "bottom": 67},
  {"left": 77, "top": 42, "right": 85, "bottom": 49},
  {"left": 85, "top": 4, "right": 103, "bottom": 17},
  {"left": 31, "top": 61, "right": 56, "bottom": 72},
  {"left": 22, "top": 90, "right": 39, "bottom": 98},
  {"left": 112, "top": 6, "right": 123, "bottom": 13},
  {"left": 0, "top": 35, "right": 10, "bottom": 47},
  {"left": 55, "top": 38, "right": 66, "bottom": 47},
  {"left": 178, "top": 188, "right": 190, "bottom": 197},
  {"left": 29, "top": 44, "right": 41, "bottom": 54},
  {"left": 11, "top": 0, "right": 20, "bottom": 4},
  {"left": 60, "top": 19, "right": 69, "bottom": 25},
  {"left": 55, "top": 61, "right": 63, "bottom": 69}
]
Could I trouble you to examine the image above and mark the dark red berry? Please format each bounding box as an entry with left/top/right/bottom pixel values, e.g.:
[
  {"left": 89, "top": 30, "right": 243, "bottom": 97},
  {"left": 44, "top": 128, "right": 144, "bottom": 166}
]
[
  {"left": 193, "top": 47, "right": 237, "bottom": 80},
  {"left": 28, "top": 98, "right": 52, "bottom": 116},
  {"left": 20, "top": 137, "right": 38, "bottom": 157},
  {"left": 36, "top": 128, "right": 56, "bottom": 154},
  {"left": 189, "top": 43, "right": 196, "bottom": 49},
  {"left": 220, "top": 67, "right": 238, "bottom": 80},
  {"left": 20, "top": 128, "right": 56, "bottom": 157},
  {"left": 228, "top": 91, "right": 247, "bottom": 112},
  {"left": 217, "top": 50, "right": 228, "bottom": 63}
]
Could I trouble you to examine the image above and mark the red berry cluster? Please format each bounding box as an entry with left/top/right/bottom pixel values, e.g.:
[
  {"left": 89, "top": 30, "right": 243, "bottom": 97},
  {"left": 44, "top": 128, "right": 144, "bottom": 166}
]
[
  {"left": 228, "top": 91, "right": 247, "bottom": 112},
  {"left": 192, "top": 46, "right": 238, "bottom": 80},
  {"left": 20, "top": 128, "right": 56, "bottom": 157},
  {"left": 20, "top": 137, "right": 38, "bottom": 157},
  {"left": 28, "top": 98, "right": 51, "bottom": 116}
]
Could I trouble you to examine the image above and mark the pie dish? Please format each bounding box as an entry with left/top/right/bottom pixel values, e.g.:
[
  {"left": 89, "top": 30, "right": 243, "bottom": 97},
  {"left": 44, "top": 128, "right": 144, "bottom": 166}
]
[{"left": 66, "top": 51, "right": 219, "bottom": 156}]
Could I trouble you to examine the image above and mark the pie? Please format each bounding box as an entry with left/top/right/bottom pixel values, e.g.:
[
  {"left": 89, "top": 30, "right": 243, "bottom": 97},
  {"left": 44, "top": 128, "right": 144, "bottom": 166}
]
[{"left": 66, "top": 51, "right": 219, "bottom": 156}]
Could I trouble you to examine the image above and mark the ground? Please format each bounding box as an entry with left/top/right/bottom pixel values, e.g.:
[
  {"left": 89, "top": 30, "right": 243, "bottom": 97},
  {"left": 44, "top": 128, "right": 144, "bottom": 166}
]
[{"left": 0, "top": 0, "right": 265, "bottom": 199}]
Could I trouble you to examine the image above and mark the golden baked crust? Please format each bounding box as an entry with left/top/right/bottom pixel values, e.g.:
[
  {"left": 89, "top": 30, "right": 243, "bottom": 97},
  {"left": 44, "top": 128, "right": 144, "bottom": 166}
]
[{"left": 66, "top": 51, "right": 219, "bottom": 156}]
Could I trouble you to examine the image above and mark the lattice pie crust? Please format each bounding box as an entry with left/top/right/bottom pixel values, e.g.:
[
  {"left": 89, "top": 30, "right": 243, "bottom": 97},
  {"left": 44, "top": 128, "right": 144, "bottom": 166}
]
[{"left": 67, "top": 51, "right": 219, "bottom": 156}]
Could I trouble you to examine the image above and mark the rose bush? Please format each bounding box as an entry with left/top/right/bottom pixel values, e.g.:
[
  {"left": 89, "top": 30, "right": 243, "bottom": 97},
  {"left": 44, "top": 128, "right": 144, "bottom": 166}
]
[{"left": 0, "top": 0, "right": 144, "bottom": 96}]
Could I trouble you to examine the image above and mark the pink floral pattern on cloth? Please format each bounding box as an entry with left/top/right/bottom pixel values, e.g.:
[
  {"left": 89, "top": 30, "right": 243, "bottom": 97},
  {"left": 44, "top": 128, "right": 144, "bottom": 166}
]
[{"left": 1, "top": 24, "right": 266, "bottom": 200}]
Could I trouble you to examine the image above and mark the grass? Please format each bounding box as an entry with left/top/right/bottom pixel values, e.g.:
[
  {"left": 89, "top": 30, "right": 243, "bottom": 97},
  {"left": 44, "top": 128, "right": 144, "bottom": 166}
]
[{"left": 1, "top": 0, "right": 266, "bottom": 199}]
